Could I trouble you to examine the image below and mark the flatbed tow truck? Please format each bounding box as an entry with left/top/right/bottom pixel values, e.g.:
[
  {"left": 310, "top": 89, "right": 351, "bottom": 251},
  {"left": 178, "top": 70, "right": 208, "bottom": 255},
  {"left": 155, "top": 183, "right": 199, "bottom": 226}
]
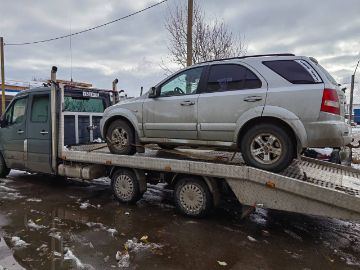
[{"left": 2, "top": 67, "right": 360, "bottom": 220}]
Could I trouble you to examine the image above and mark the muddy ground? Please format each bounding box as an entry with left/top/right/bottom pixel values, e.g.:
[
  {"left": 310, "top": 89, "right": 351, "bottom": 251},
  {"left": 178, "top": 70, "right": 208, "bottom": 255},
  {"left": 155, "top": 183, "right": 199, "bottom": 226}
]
[{"left": 0, "top": 170, "right": 359, "bottom": 270}]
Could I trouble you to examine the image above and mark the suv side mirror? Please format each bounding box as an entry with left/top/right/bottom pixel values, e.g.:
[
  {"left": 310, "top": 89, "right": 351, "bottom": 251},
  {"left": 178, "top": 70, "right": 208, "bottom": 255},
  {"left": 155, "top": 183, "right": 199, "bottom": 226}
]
[{"left": 148, "top": 87, "right": 159, "bottom": 98}]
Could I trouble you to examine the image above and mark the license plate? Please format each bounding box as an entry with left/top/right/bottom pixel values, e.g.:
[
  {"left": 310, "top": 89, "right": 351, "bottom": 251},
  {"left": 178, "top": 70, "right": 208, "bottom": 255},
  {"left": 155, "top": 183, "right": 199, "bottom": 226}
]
[{"left": 83, "top": 91, "right": 99, "bottom": 98}]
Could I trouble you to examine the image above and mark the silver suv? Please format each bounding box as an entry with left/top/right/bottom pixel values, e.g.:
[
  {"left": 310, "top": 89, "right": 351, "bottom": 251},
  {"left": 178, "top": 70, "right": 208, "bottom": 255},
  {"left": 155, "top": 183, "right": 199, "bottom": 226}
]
[{"left": 100, "top": 54, "right": 351, "bottom": 172}]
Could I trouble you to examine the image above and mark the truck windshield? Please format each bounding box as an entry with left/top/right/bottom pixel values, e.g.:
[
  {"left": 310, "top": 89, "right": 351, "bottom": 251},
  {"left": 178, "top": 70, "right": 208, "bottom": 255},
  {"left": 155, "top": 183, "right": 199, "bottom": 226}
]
[{"left": 64, "top": 96, "right": 105, "bottom": 112}]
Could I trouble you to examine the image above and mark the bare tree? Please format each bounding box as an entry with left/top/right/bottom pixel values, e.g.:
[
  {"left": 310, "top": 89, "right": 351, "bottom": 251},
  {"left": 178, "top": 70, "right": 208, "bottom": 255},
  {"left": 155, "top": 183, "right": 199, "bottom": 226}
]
[{"left": 164, "top": 1, "right": 246, "bottom": 70}]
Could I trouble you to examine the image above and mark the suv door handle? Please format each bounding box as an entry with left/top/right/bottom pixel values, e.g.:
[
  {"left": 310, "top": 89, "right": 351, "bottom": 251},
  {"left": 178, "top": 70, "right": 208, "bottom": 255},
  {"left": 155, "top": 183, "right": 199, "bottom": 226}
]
[
  {"left": 40, "top": 130, "right": 49, "bottom": 135},
  {"left": 17, "top": 130, "right": 24, "bottom": 134},
  {"left": 243, "top": 96, "right": 263, "bottom": 102},
  {"left": 180, "top": 101, "right": 195, "bottom": 106}
]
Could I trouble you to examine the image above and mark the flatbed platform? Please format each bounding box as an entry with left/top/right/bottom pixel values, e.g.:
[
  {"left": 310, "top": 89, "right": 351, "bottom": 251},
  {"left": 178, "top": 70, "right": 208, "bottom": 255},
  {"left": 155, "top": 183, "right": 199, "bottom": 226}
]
[{"left": 60, "top": 144, "right": 360, "bottom": 221}]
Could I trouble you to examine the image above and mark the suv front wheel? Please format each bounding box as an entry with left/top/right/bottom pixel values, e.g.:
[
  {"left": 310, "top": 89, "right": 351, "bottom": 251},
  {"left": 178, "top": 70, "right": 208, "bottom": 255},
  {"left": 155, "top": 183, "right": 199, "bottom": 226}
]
[
  {"left": 106, "top": 120, "right": 136, "bottom": 155},
  {"left": 240, "top": 123, "right": 294, "bottom": 172}
]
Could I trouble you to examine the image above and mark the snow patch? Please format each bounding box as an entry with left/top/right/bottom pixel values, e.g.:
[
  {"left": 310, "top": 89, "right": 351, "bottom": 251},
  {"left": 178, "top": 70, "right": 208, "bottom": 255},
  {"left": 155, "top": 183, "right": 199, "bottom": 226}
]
[
  {"left": 125, "top": 238, "right": 162, "bottom": 252},
  {"left": 247, "top": 236, "right": 257, "bottom": 242},
  {"left": 0, "top": 186, "right": 16, "bottom": 192},
  {"left": 53, "top": 251, "right": 62, "bottom": 257},
  {"left": 64, "top": 249, "right": 85, "bottom": 269},
  {"left": 116, "top": 251, "right": 130, "bottom": 268},
  {"left": 308, "top": 147, "right": 333, "bottom": 156},
  {"left": 0, "top": 192, "right": 24, "bottom": 200},
  {"left": 107, "top": 228, "right": 118, "bottom": 237},
  {"left": 11, "top": 236, "right": 29, "bottom": 248},
  {"left": 27, "top": 219, "right": 48, "bottom": 230},
  {"left": 49, "top": 231, "right": 62, "bottom": 240},
  {"left": 92, "top": 138, "right": 105, "bottom": 143},
  {"left": 86, "top": 222, "right": 118, "bottom": 237},
  {"left": 79, "top": 201, "right": 95, "bottom": 210},
  {"left": 91, "top": 177, "right": 111, "bottom": 185},
  {"left": 26, "top": 198, "right": 42, "bottom": 202},
  {"left": 86, "top": 222, "right": 107, "bottom": 230}
]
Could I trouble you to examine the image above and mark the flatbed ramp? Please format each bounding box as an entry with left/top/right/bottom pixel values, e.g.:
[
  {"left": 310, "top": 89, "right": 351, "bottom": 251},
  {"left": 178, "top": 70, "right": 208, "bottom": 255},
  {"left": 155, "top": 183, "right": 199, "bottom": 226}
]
[{"left": 60, "top": 147, "right": 360, "bottom": 221}]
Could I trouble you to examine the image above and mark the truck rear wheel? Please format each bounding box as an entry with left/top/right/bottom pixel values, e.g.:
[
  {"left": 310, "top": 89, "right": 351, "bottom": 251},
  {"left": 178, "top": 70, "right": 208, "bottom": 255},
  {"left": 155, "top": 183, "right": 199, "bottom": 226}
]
[
  {"left": 240, "top": 123, "right": 294, "bottom": 172},
  {"left": 106, "top": 120, "right": 136, "bottom": 155},
  {"left": 174, "top": 177, "right": 213, "bottom": 218},
  {"left": 0, "top": 153, "right": 10, "bottom": 178},
  {"left": 111, "top": 169, "right": 142, "bottom": 203}
]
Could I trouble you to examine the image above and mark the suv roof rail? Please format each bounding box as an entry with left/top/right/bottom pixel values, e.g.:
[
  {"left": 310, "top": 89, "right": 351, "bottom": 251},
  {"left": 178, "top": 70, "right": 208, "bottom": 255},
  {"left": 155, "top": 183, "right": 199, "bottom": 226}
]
[{"left": 197, "top": 53, "right": 295, "bottom": 65}]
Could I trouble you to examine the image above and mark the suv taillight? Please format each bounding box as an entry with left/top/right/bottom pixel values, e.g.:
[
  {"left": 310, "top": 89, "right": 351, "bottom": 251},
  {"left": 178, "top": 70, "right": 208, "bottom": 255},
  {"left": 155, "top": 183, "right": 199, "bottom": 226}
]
[{"left": 320, "top": 88, "right": 340, "bottom": 115}]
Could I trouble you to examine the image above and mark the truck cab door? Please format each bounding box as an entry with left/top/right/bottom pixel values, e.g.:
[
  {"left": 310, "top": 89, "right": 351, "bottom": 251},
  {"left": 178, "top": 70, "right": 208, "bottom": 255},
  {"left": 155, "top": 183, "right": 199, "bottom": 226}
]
[
  {"left": 26, "top": 93, "right": 52, "bottom": 174},
  {"left": 0, "top": 96, "right": 28, "bottom": 170}
]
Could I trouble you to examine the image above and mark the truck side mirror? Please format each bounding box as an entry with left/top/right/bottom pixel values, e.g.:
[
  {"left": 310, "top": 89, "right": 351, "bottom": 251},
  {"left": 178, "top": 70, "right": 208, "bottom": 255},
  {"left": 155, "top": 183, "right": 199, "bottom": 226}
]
[{"left": 148, "top": 87, "right": 159, "bottom": 98}]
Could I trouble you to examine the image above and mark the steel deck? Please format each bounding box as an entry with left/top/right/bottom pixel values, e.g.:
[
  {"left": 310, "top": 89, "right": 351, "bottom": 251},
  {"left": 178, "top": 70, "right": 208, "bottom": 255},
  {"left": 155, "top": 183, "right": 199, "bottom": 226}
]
[{"left": 60, "top": 146, "right": 360, "bottom": 221}]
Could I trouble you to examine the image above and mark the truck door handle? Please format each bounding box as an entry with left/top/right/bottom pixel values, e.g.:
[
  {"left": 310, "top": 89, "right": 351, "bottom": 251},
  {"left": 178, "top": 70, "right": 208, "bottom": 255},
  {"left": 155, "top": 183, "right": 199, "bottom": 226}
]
[
  {"left": 40, "top": 130, "right": 49, "bottom": 135},
  {"left": 17, "top": 130, "right": 24, "bottom": 134},
  {"left": 243, "top": 96, "right": 263, "bottom": 102},
  {"left": 180, "top": 101, "right": 195, "bottom": 106}
]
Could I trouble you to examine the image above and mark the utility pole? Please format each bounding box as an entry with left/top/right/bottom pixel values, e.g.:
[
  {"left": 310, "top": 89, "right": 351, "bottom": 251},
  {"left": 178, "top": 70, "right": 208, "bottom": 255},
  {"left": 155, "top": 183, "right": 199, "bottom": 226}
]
[
  {"left": 349, "top": 60, "right": 359, "bottom": 124},
  {"left": 0, "top": 37, "right": 5, "bottom": 114},
  {"left": 186, "top": 0, "right": 193, "bottom": 67}
]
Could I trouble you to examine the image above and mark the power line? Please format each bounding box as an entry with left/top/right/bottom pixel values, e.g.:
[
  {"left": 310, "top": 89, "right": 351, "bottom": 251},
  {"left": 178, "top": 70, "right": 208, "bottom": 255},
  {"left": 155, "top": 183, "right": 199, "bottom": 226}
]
[{"left": 5, "top": 0, "right": 167, "bottom": 46}]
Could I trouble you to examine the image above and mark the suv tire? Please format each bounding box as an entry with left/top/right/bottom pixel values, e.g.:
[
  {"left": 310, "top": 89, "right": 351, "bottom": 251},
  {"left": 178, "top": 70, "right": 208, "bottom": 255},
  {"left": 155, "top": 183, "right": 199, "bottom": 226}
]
[
  {"left": 106, "top": 120, "right": 136, "bottom": 155},
  {"left": 240, "top": 123, "right": 294, "bottom": 172}
]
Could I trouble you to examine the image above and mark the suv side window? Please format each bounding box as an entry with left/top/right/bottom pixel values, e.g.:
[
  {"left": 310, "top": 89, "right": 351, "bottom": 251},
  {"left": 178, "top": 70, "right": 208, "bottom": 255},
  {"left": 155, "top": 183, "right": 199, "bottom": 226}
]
[
  {"left": 160, "top": 67, "right": 203, "bottom": 97},
  {"left": 263, "top": 60, "right": 322, "bottom": 84},
  {"left": 31, "top": 95, "right": 49, "bottom": 123},
  {"left": 206, "top": 64, "right": 262, "bottom": 92},
  {"left": 3, "top": 97, "right": 27, "bottom": 126}
]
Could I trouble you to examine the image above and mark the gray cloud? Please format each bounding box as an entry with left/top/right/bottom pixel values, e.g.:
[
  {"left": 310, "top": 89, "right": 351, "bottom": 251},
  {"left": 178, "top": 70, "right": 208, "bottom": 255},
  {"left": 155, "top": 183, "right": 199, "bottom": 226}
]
[{"left": 1, "top": 0, "right": 359, "bottom": 97}]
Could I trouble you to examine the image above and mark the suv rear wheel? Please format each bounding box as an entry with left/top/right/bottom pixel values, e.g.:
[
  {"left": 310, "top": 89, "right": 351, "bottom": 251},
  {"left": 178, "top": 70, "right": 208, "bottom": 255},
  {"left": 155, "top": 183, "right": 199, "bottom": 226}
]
[
  {"left": 240, "top": 123, "right": 294, "bottom": 172},
  {"left": 106, "top": 120, "right": 136, "bottom": 155}
]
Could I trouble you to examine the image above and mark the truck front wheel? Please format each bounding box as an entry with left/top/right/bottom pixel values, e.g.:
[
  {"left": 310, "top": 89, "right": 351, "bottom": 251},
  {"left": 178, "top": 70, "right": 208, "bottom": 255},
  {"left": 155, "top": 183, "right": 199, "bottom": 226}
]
[
  {"left": 111, "top": 169, "right": 142, "bottom": 203},
  {"left": 0, "top": 153, "right": 10, "bottom": 178}
]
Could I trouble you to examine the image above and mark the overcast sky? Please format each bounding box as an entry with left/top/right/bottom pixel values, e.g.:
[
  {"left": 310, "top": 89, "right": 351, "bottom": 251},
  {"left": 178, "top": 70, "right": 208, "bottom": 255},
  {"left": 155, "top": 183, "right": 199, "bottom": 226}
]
[{"left": 1, "top": 0, "right": 359, "bottom": 96}]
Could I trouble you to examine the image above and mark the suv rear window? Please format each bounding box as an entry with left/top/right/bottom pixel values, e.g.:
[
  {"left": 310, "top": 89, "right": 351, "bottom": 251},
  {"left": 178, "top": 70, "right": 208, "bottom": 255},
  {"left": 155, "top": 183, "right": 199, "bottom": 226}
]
[
  {"left": 316, "top": 63, "right": 338, "bottom": 85},
  {"left": 263, "top": 60, "right": 322, "bottom": 84},
  {"left": 206, "top": 64, "right": 262, "bottom": 92}
]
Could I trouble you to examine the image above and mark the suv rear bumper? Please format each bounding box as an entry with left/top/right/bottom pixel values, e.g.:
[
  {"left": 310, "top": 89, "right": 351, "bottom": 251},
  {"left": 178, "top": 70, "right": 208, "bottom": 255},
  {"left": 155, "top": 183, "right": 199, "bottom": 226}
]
[{"left": 305, "top": 121, "right": 351, "bottom": 147}]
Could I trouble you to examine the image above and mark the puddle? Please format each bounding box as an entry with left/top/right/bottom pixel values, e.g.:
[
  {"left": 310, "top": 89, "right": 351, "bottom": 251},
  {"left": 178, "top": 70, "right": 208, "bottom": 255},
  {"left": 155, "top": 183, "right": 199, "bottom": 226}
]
[{"left": 0, "top": 170, "right": 359, "bottom": 269}]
